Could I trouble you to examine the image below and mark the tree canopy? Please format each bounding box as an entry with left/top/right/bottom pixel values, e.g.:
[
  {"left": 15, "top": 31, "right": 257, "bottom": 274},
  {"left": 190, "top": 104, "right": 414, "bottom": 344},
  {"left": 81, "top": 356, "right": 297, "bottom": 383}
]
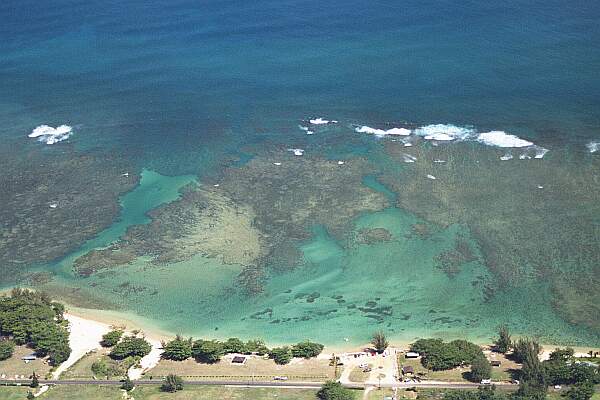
[
  {"left": 269, "top": 346, "right": 293, "bottom": 365},
  {"left": 410, "top": 338, "right": 486, "bottom": 371},
  {"left": 192, "top": 340, "right": 224, "bottom": 363},
  {"left": 0, "top": 289, "right": 71, "bottom": 365},
  {"left": 317, "top": 381, "right": 355, "bottom": 400},
  {"left": 0, "top": 339, "right": 15, "bottom": 361},
  {"left": 161, "top": 374, "right": 183, "bottom": 392},
  {"left": 100, "top": 329, "right": 123, "bottom": 347},
  {"left": 371, "top": 331, "right": 389, "bottom": 353},
  {"left": 494, "top": 325, "right": 511, "bottom": 353},
  {"left": 291, "top": 341, "right": 324, "bottom": 358},
  {"left": 161, "top": 335, "right": 192, "bottom": 361},
  {"left": 109, "top": 336, "right": 152, "bottom": 360}
]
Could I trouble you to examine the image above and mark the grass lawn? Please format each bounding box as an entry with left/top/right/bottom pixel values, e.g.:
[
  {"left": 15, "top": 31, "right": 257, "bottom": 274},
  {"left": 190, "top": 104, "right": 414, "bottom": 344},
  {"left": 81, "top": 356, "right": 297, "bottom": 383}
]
[
  {"left": 0, "top": 346, "right": 53, "bottom": 380},
  {"left": 59, "top": 347, "right": 116, "bottom": 380},
  {"left": 147, "top": 355, "right": 334, "bottom": 382},
  {"left": 0, "top": 385, "right": 33, "bottom": 400},
  {"left": 366, "top": 388, "right": 397, "bottom": 399},
  {"left": 348, "top": 364, "right": 372, "bottom": 383},
  {"left": 133, "top": 385, "right": 321, "bottom": 400},
  {"left": 397, "top": 353, "right": 519, "bottom": 383}
]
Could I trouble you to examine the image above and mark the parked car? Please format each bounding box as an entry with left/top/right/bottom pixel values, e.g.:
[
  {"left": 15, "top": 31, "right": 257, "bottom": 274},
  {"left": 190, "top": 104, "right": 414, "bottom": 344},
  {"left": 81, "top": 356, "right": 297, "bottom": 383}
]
[
  {"left": 481, "top": 379, "right": 492, "bottom": 385},
  {"left": 274, "top": 376, "right": 288, "bottom": 381}
]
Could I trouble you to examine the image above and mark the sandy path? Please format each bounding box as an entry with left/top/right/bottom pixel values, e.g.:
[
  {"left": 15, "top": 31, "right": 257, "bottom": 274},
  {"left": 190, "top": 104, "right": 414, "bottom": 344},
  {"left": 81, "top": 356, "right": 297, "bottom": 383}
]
[
  {"left": 128, "top": 338, "right": 163, "bottom": 380},
  {"left": 52, "top": 313, "right": 111, "bottom": 379}
]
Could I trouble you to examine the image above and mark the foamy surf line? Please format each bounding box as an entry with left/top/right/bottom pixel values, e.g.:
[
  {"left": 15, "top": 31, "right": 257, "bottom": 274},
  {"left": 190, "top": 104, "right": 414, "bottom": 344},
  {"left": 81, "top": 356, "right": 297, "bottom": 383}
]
[
  {"left": 28, "top": 124, "right": 73, "bottom": 144},
  {"left": 355, "top": 122, "right": 549, "bottom": 159},
  {"left": 587, "top": 141, "right": 599, "bottom": 153}
]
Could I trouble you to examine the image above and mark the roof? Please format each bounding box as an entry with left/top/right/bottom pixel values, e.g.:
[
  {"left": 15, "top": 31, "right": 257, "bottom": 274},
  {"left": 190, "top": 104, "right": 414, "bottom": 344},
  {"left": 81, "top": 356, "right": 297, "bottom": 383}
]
[
  {"left": 491, "top": 360, "right": 501, "bottom": 366},
  {"left": 21, "top": 354, "right": 37, "bottom": 360},
  {"left": 405, "top": 352, "right": 420, "bottom": 358},
  {"left": 231, "top": 356, "right": 247, "bottom": 364},
  {"left": 402, "top": 366, "right": 415, "bottom": 373}
]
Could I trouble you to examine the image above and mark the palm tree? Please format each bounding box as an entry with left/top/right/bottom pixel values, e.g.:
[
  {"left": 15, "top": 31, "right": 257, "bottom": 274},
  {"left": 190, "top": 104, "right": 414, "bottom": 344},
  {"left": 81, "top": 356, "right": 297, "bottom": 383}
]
[{"left": 371, "top": 331, "right": 389, "bottom": 353}]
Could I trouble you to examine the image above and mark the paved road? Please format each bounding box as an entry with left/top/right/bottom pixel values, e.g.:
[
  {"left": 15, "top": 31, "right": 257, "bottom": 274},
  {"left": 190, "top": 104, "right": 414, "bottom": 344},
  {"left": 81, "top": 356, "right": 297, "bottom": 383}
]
[{"left": 0, "top": 379, "right": 515, "bottom": 390}]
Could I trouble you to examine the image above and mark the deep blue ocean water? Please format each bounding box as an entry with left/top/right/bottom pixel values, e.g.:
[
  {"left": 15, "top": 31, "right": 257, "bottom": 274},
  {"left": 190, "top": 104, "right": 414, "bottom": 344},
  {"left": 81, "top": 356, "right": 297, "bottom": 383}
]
[
  {"left": 2, "top": 0, "right": 599, "bottom": 174},
  {"left": 2, "top": 0, "right": 600, "bottom": 345}
]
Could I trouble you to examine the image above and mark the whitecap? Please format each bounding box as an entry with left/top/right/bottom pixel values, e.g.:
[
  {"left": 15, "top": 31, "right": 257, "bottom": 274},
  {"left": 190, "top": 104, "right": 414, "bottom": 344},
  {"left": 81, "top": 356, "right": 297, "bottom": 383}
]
[
  {"left": 402, "top": 154, "right": 417, "bottom": 163},
  {"left": 28, "top": 124, "right": 73, "bottom": 145},
  {"left": 273, "top": 162, "right": 282, "bottom": 166},
  {"left": 356, "top": 125, "right": 411, "bottom": 137},
  {"left": 426, "top": 174, "right": 437, "bottom": 180},
  {"left": 414, "top": 124, "right": 474, "bottom": 141},
  {"left": 534, "top": 147, "right": 549, "bottom": 159},
  {"left": 337, "top": 161, "right": 345, "bottom": 165},
  {"left": 309, "top": 117, "right": 336, "bottom": 125},
  {"left": 403, "top": 143, "right": 413, "bottom": 147},
  {"left": 433, "top": 159, "right": 446, "bottom": 163},
  {"left": 477, "top": 131, "right": 533, "bottom": 148},
  {"left": 500, "top": 154, "right": 513, "bottom": 161},
  {"left": 288, "top": 148, "right": 304, "bottom": 156},
  {"left": 586, "top": 141, "right": 599, "bottom": 153}
]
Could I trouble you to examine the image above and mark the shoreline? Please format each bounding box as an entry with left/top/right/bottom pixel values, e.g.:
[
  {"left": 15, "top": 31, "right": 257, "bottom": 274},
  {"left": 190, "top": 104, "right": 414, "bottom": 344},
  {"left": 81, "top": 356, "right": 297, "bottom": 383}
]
[{"left": 64, "top": 304, "right": 600, "bottom": 357}]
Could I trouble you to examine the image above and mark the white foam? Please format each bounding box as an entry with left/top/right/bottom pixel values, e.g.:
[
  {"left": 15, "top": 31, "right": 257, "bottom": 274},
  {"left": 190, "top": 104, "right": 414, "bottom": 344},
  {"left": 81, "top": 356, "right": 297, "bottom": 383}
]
[
  {"left": 402, "top": 154, "right": 417, "bottom": 163},
  {"left": 288, "top": 148, "right": 304, "bottom": 156},
  {"left": 28, "top": 124, "right": 73, "bottom": 145},
  {"left": 414, "top": 124, "right": 474, "bottom": 141},
  {"left": 309, "top": 117, "right": 336, "bottom": 125},
  {"left": 426, "top": 174, "right": 437, "bottom": 180},
  {"left": 500, "top": 153, "right": 513, "bottom": 161},
  {"left": 534, "top": 147, "right": 549, "bottom": 159},
  {"left": 403, "top": 143, "right": 413, "bottom": 147},
  {"left": 273, "top": 162, "right": 282, "bottom": 166},
  {"left": 356, "top": 125, "right": 411, "bottom": 137},
  {"left": 433, "top": 159, "right": 446, "bottom": 163},
  {"left": 477, "top": 131, "right": 533, "bottom": 148},
  {"left": 586, "top": 141, "right": 599, "bottom": 153},
  {"left": 337, "top": 161, "right": 345, "bottom": 165}
]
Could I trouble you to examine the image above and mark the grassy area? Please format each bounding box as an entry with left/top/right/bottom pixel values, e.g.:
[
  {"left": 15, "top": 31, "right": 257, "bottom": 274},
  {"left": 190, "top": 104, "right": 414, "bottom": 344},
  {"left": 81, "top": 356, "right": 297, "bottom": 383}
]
[
  {"left": 59, "top": 348, "right": 114, "bottom": 380},
  {"left": 397, "top": 353, "right": 519, "bottom": 383},
  {"left": 366, "top": 388, "right": 397, "bottom": 399},
  {"left": 0, "top": 345, "right": 53, "bottom": 380},
  {"left": 348, "top": 364, "right": 372, "bottom": 383},
  {"left": 147, "top": 355, "right": 334, "bottom": 382},
  {"left": 0, "top": 385, "right": 323, "bottom": 400},
  {"left": 0, "top": 385, "right": 33, "bottom": 400}
]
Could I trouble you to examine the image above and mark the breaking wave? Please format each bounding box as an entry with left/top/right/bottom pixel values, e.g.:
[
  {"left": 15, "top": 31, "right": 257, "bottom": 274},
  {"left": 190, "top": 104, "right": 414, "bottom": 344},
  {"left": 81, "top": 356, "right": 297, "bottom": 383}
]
[
  {"left": 477, "top": 131, "right": 533, "bottom": 148},
  {"left": 413, "top": 124, "right": 474, "bottom": 141},
  {"left": 28, "top": 124, "right": 73, "bottom": 144},
  {"left": 587, "top": 141, "right": 599, "bottom": 153},
  {"left": 355, "top": 126, "right": 411, "bottom": 136}
]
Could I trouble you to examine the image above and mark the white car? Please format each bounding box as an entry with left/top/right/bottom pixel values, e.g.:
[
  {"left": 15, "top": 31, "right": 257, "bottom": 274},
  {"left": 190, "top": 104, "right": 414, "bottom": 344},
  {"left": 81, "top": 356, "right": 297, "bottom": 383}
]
[
  {"left": 480, "top": 379, "right": 492, "bottom": 385},
  {"left": 274, "top": 376, "right": 288, "bottom": 381}
]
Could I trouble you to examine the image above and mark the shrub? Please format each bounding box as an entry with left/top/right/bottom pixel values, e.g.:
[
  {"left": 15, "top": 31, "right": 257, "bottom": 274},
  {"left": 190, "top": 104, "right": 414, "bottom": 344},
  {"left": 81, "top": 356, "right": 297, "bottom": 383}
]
[
  {"left": 109, "top": 336, "right": 152, "bottom": 360},
  {"left": 269, "top": 347, "right": 293, "bottom": 365},
  {"left": 162, "top": 335, "right": 192, "bottom": 361},
  {"left": 317, "top": 381, "right": 355, "bottom": 400},
  {"left": 121, "top": 376, "right": 134, "bottom": 391},
  {"left": 494, "top": 325, "right": 511, "bottom": 353},
  {"left": 566, "top": 382, "right": 595, "bottom": 400},
  {"left": 192, "top": 340, "right": 224, "bottom": 363},
  {"left": 161, "top": 374, "right": 183, "bottom": 392},
  {"left": 0, "top": 339, "right": 15, "bottom": 361},
  {"left": 292, "top": 341, "right": 324, "bottom": 358},
  {"left": 101, "top": 330, "right": 123, "bottom": 347}
]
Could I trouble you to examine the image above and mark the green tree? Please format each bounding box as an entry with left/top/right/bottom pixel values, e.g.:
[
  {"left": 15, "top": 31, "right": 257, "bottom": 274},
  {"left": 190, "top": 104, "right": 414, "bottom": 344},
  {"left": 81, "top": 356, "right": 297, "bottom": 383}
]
[
  {"left": 109, "top": 336, "right": 152, "bottom": 360},
  {"left": 30, "top": 372, "right": 39, "bottom": 388},
  {"left": 223, "top": 338, "right": 246, "bottom": 354},
  {"left": 121, "top": 376, "right": 135, "bottom": 391},
  {"left": 192, "top": 340, "right": 224, "bottom": 363},
  {"left": 100, "top": 330, "right": 123, "bottom": 347},
  {"left": 469, "top": 356, "right": 492, "bottom": 382},
  {"left": 162, "top": 335, "right": 192, "bottom": 361},
  {"left": 512, "top": 338, "right": 541, "bottom": 364},
  {"left": 317, "top": 381, "right": 355, "bottom": 400},
  {"left": 566, "top": 381, "right": 594, "bottom": 400},
  {"left": 450, "top": 340, "right": 484, "bottom": 364},
  {"left": 244, "top": 339, "right": 269, "bottom": 355},
  {"left": 494, "top": 325, "right": 511, "bottom": 353},
  {"left": 291, "top": 341, "right": 324, "bottom": 358},
  {"left": 371, "top": 331, "right": 389, "bottom": 353},
  {"left": 160, "top": 374, "right": 183, "bottom": 393},
  {"left": 27, "top": 391, "right": 35, "bottom": 400},
  {"left": 516, "top": 339, "right": 546, "bottom": 400},
  {"left": 269, "top": 347, "right": 293, "bottom": 365},
  {"left": 0, "top": 339, "right": 15, "bottom": 360}
]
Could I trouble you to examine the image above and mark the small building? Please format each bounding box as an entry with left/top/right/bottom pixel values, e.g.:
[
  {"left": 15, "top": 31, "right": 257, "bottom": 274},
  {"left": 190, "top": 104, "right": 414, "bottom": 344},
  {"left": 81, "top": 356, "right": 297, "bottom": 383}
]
[
  {"left": 21, "top": 354, "right": 37, "bottom": 363},
  {"left": 231, "top": 356, "right": 247, "bottom": 365},
  {"left": 491, "top": 360, "right": 501, "bottom": 367},
  {"left": 402, "top": 366, "right": 415, "bottom": 375},
  {"left": 405, "top": 352, "right": 420, "bottom": 359}
]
